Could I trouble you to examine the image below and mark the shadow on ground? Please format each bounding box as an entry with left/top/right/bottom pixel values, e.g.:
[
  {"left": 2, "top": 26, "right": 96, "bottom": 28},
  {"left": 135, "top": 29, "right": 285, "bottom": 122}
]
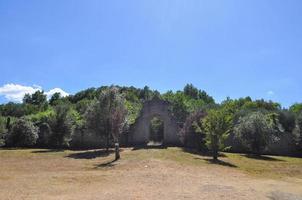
[
  {"left": 244, "top": 154, "right": 284, "bottom": 162},
  {"left": 31, "top": 149, "right": 64, "bottom": 153},
  {"left": 132, "top": 145, "right": 168, "bottom": 151},
  {"left": 198, "top": 158, "right": 237, "bottom": 168},
  {"left": 66, "top": 149, "right": 115, "bottom": 159},
  {"left": 95, "top": 159, "right": 118, "bottom": 168},
  {"left": 182, "top": 148, "right": 226, "bottom": 157}
]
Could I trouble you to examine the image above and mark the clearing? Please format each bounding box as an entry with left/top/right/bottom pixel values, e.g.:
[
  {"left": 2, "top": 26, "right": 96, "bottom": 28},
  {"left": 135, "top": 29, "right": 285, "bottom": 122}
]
[{"left": 0, "top": 147, "right": 302, "bottom": 200}]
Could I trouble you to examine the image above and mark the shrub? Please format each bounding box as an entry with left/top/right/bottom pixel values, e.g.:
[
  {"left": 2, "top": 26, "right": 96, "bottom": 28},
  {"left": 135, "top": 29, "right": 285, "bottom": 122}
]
[
  {"left": 8, "top": 118, "right": 39, "bottom": 147},
  {"left": 234, "top": 112, "right": 275, "bottom": 155}
]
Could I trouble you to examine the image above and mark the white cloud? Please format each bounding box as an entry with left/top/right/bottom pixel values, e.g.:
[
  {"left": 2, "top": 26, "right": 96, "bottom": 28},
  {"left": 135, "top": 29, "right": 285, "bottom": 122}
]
[
  {"left": 267, "top": 90, "right": 274, "bottom": 97},
  {"left": 45, "top": 88, "right": 69, "bottom": 99},
  {"left": 0, "top": 83, "right": 69, "bottom": 102}
]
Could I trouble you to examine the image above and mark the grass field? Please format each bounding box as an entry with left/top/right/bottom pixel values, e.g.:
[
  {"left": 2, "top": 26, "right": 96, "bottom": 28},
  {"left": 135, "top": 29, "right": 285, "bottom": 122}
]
[{"left": 0, "top": 147, "right": 302, "bottom": 200}]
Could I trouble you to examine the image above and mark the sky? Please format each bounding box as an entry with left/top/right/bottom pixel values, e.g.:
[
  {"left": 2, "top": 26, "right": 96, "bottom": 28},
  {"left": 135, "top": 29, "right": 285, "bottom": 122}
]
[{"left": 0, "top": 0, "right": 301, "bottom": 107}]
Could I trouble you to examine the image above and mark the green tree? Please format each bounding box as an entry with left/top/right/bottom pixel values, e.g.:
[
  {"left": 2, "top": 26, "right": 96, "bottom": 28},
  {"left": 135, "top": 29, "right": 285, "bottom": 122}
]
[
  {"left": 184, "top": 84, "right": 199, "bottom": 99},
  {"left": 37, "top": 122, "right": 52, "bottom": 147},
  {"left": 290, "top": 103, "right": 302, "bottom": 115},
  {"left": 49, "top": 92, "right": 62, "bottom": 106},
  {"left": 23, "top": 90, "right": 47, "bottom": 106},
  {"left": 0, "top": 116, "right": 7, "bottom": 146},
  {"left": 202, "top": 109, "right": 232, "bottom": 160},
  {"left": 85, "top": 87, "right": 127, "bottom": 157},
  {"left": 296, "top": 112, "right": 302, "bottom": 151},
  {"left": 49, "top": 104, "right": 73, "bottom": 147},
  {"left": 234, "top": 112, "right": 275, "bottom": 155},
  {"left": 7, "top": 118, "right": 39, "bottom": 147}
]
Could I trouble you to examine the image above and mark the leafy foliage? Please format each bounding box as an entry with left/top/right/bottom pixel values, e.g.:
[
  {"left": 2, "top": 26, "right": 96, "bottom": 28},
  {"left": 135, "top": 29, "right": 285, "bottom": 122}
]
[
  {"left": 234, "top": 112, "right": 276, "bottom": 155},
  {"left": 7, "top": 118, "right": 39, "bottom": 147},
  {"left": 202, "top": 109, "right": 233, "bottom": 160},
  {"left": 0, "top": 83, "right": 301, "bottom": 157},
  {"left": 48, "top": 104, "right": 74, "bottom": 147}
]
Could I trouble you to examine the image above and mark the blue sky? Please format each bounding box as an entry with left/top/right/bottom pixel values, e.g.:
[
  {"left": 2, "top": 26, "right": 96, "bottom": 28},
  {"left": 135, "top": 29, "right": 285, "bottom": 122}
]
[{"left": 0, "top": 0, "right": 301, "bottom": 107}]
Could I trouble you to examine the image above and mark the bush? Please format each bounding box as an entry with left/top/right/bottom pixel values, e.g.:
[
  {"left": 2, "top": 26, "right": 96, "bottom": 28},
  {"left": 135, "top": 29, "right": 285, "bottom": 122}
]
[
  {"left": 7, "top": 118, "right": 39, "bottom": 147},
  {"left": 234, "top": 112, "right": 275, "bottom": 155}
]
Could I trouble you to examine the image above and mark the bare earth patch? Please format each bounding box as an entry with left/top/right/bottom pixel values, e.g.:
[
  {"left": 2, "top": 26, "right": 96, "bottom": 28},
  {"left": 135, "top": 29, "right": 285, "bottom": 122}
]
[{"left": 0, "top": 148, "right": 302, "bottom": 200}]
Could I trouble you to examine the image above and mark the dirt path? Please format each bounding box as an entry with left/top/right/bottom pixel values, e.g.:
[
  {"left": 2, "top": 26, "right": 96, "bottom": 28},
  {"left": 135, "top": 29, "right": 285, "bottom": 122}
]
[{"left": 1, "top": 149, "right": 302, "bottom": 200}]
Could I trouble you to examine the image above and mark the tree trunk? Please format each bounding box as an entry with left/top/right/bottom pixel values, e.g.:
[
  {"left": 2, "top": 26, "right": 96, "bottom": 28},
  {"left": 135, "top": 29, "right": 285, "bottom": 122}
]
[
  {"left": 106, "top": 133, "right": 109, "bottom": 152},
  {"left": 115, "top": 143, "right": 120, "bottom": 160},
  {"left": 213, "top": 148, "right": 218, "bottom": 160}
]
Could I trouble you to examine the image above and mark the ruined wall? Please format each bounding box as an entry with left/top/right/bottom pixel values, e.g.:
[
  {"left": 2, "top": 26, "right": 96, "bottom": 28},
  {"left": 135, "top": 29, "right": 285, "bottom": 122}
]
[{"left": 130, "top": 98, "right": 181, "bottom": 145}]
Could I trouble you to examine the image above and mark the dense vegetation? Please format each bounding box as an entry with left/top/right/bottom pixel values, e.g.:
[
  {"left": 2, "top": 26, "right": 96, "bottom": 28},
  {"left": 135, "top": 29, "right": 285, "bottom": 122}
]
[{"left": 0, "top": 84, "right": 301, "bottom": 159}]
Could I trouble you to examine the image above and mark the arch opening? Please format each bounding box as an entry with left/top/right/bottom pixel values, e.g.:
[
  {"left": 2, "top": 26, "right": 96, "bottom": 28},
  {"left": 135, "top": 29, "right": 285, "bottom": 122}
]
[{"left": 148, "top": 116, "right": 164, "bottom": 145}]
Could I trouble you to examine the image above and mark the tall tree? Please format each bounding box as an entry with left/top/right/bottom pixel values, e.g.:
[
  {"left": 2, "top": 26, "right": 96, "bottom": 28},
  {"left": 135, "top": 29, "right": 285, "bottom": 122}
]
[
  {"left": 85, "top": 87, "right": 127, "bottom": 158},
  {"left": 49, "top": 104, "right": 73, "bottom": 147},
  {"left": 49, "top": 92, "right": 62, "bottom": 106},
  {"left": 184, "top": 84, "right": 199, "bottom": 99}
]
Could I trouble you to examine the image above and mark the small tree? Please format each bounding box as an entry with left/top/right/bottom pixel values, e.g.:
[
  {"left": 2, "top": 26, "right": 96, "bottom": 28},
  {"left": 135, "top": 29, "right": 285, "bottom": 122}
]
[
  {"left": 110, "top": 92, "right": 127, "bottom": 160},
  {"left": 234, "top": 112, "right": 275, "bottom": 155},
  {"left": 202, "top": 109, "right": 232, "bottom": 160},
  {"left": 8, "top": 118, "right": 39, "bottom": 147}
]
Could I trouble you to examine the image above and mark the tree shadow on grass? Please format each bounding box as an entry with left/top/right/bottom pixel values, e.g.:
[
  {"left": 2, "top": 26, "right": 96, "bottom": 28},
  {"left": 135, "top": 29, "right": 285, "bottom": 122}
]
[
  {"left": 182, "top": 148, "right": 226, "bottom": 157},
  {"left": 95, "top": 159, "right": 118, "bottom": 168},
  {"left": 31, "top": 149, "right": 64, "bottom": 153},
  {"left": 132, "top": 145, "right": 167, "bottom": 151},
  {"left": 199, "top": 158, "right": 238, "bottom": 168},
  {"left": 66, "top": 149, "right": 115, "bottom": 159},
  {"left": 244, "top": 154, "right": 284, "bottom": 162}
]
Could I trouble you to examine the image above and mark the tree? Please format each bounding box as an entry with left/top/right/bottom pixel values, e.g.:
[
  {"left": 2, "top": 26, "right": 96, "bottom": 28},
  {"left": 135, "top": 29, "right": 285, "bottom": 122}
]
[
  {"left": 184, "top": 84, "right": 199, "bottom": 99},
  {"left": 202, "top": 109, "right": 232, "bottom": 160},
  {"left": 49, "top": 92, "right": 62, "bottom": 106},
  {"left": 37, "top": 122, "right": 52, "bottom": 147},
  {"left": 296, "top": 112, "right": 302, "bottom": 151},
  {"left": 109, "top": 89, "right": 127, "bottom": 160},
  {"left": 0, "top": 116, "right": 7, "bottom": 146},
  {"left": 234, "top": 112, "right": 275, "bottom": 155},
  {"left": 7, "top": 118, "right": 38, "bottom": 147},
  {"left": 85, "top": 87, "right": 127, "bottom": 159},
  {"left": 49, "top": 104, "right": 73, "bottom": 147},
  {"left": 23, "top": 90, "right": 47, "bottom": 106},
  {"left": 278, "top": 110, "right": 296, "bottom": 133},
  {"left": 290, "top": 103, "right": 302, "bottom": 115}
]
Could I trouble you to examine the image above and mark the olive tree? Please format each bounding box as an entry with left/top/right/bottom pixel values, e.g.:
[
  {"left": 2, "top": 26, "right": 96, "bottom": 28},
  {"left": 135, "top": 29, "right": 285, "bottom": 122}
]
[
  {"left": 234, "top": 112, "right": 275, "bottom": 155},
  {"left": 85, "top": 87, "right": 127, "bottom": 159},
  {"left": 8, "top": 118, "right": 39, "bottom": 147}
]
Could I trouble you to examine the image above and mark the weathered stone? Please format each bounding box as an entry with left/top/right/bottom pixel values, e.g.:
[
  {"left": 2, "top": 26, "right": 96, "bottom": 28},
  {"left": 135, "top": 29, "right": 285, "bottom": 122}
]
[{"left": 129, "top": 98, "right": 181, "bottom": 145}]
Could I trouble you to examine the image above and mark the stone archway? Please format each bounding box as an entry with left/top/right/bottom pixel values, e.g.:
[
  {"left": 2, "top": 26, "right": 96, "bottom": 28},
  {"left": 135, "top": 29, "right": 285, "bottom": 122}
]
[{"left": 130, "top": 98, "right": 181, "bottom": 145}]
